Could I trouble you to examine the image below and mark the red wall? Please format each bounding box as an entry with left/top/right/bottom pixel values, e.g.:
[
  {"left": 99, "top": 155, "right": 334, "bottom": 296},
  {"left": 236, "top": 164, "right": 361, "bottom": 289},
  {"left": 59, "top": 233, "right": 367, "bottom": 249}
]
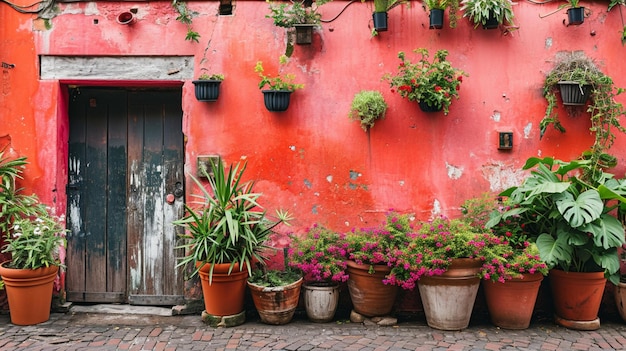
[{"left": 2, "top": 0, "right": 626, "bottom": 260}]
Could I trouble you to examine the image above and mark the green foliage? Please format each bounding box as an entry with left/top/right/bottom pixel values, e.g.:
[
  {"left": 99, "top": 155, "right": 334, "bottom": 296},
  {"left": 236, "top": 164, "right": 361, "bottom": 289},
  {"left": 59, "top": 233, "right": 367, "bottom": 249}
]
[
  {"left": 383, "top": 48, "right": 467, "bottom": 115},
  {"left": 172, "top": 0, "right": 200, "bottom": 43},
  {"left": 348, "top": 90, "right": 388, "bottom": 131},
  {"left": 423, "top": 0, "right": 449, "bottom": 10},
  {"left": 255, "top": 56, "right": 304, "bottom": 92},
  {"left": 460, "top": 0, "right": 515, "bottom": 28},
  {"left": 198, "top": 73, "right": 225, "bottom": 81},
  {"left": 372, "top": 0, "right": 407, "bottom": 12},
  {"left": 266, "top": 0, "right": 331, "bottom": 27},
  {"left": 173, "top": 157, "right": 293, "bottom": 281},
  {"left": 486, "top": 157, "right": 626, "bottom": 284},
  {"left": 540, "top": 52, "right": 626, "bottom": 176},
  {"left": 287, "top": 225, "right": 348, "bottom": 283},
  {"left": 248, "top": 268, "right": 302, "bottom": 287}
]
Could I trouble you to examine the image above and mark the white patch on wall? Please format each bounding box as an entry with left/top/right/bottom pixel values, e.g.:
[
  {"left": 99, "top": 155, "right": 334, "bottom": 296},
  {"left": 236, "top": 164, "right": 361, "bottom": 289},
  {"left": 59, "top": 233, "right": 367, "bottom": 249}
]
[
  {"left": 431, "top": 199, "right": 442, "bottom": 217},
  {"left": 84, "top": 2, "right": 100, "bottom": 15},
  {"left": 399, "top": 180, "right": 405, "bottom": 186},
  {"left": 491, "top": 111, "right": 501, "bottom": 122},
  {"left": 481, "top": 161, "right": 526, "bottom": 192},
  {"left": 524, "top": 123, "right": 533, "bottom": 139},
  {"left": 445, "top": 162, "right": 463, "bottom": 180},
  {"left": 289, "top": 145, "right": 296, "bottom": 151},
  {"left": 326, "top": 175, "right": 333, "bottom": 183},
  {"left": 545, "top": 37, "right": 553, "bottom": 49}
]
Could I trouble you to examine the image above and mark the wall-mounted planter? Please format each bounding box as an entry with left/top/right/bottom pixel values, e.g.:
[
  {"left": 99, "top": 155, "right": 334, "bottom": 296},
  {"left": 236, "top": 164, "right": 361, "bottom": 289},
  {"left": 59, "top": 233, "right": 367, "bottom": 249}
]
[
  {"left": 294, "top": 24, "right": 316, "bottom": 44},
  {"left": 429, "top": 9, "right": 444, "bottom": 29},
  {"left": 558, "top": 81, "right": 592, "bottom": 105},
  {"left": 483, "top": 12, "right": 499, "bottom": 29},
  {"left": 567, "top": 7, "right": 585, "bottom": 25},
  {"left": 373, "top": 12, "right": 388, "bottom": 31},
  {"left": 262, "top": 90, "right": 292, "bottom": 112},
  {"left": 192, "top": 80, "right": 222, "bottom": 102},
  {"left": 419, "top": 101, "right": 443, "bottom": 112}
]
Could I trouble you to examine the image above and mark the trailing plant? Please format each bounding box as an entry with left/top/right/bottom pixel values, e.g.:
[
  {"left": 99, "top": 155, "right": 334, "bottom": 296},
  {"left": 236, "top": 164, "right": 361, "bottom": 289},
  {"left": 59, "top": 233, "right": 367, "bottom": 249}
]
[
  {"left": 172, "top": 0, "right": 200, "bottom": 42},
  {"left": 248, "top": 267, "right": 302, "bottom": 287},
  {"left": 255, "top": 55, "right": 304, "bottom": 92},
  {"left": 348, "top": 90, "right": 388, "bottom": 131},
  {"left": 486, "top": 156, "right": 626, "bottom": 285},
  {"left": 383, "top": 48, "right": 466, "bottom": 114},
  {"left": 174, "top": 157, "right": 293, "bottom": 282},
  {"left": 460, "top": 0, "right": 515, "bottom": 29},
  {"left": 540, "top": 52, "right": 626, "bottom": 179}
]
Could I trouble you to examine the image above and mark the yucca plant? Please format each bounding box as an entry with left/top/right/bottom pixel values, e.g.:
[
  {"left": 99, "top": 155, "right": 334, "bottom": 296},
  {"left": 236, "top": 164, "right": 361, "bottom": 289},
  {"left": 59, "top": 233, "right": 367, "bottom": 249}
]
[{"left": 174, "top": 157, "right": 292, "bottom": 282}]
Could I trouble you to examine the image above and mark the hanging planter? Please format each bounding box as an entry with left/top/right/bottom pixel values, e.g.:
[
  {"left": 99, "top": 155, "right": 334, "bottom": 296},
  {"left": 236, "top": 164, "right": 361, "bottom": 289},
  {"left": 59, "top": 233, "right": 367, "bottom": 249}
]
[
  {"left": 192, "top": 79, "right": 223, "bottom": 102},
  {"left": 429, "top": 9, "right": 445, "bottom": 29},
  {"left": 262, "top": 90, "right": 292, "bottom": 112},
  {"left": 418, "top": 100, "right": 443, "bottom": 112},
  {"left": 483, "top": 12, "right": 499, "bottom": 29},
  {"left": 567, "top": 7, "right": 585, "bottom": 25},
  {"left": 372, "top": 12, "right": 389, "bottom": 31},
  {"left": 557, "top": 81, "right": 592, "bottom": 105},
  {"left": 417, "top": 258, "right": 482, "bottom": 330},
  {"left": 293, "top": 24, "right": 316, "bottom": 44}
]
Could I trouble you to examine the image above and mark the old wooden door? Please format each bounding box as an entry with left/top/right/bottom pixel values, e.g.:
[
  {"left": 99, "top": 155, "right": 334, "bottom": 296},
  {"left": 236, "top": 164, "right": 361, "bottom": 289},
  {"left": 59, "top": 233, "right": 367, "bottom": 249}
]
[{"left": 66, "top": 87, "right": 185, "bottom": 305}]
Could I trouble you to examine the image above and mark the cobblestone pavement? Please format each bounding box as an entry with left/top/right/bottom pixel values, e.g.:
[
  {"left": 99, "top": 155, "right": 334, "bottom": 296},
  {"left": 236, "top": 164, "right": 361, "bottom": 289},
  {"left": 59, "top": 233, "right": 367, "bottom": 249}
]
[{"left": 1, "top": 308, "right": 626, "bottom": 351}]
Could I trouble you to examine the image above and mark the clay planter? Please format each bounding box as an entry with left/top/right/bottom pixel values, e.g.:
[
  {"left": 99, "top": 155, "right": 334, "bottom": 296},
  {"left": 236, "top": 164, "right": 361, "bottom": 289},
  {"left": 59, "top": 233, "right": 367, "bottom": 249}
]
[
  {"left": 192, "top": 80, "right": 222, "bottom": 102},
  {"left": 549, "top": 269, "right": 606, "bottom": 330},
  {"left": 417, "top": 258, "right": 482, "bottom": 330},
  {"left": 482, "top": 273, "right": 544, "bottom": 329},
  {"left": 262, "top": 90, "right": 292, "bottom": 112},
  {"left": 346, "top": 261, "right": 398, "bottom": 317},
  {"left": 0, "top": 262, "right": 58, "bottom": 325},
  {"left": 248, "top": 277, "right": 303, "bottom": 325},
  {"left": 557, "top": 81, "right": 592, "bottom": 106},
  {"left": 615, "top": 281, "right": 626, "bottom": 322},
  {"left": 197, "top": 262, "right": 248, "bottom": 317},
  {"left": 303, "top": 282, "right": 340, "bottom": 323}
]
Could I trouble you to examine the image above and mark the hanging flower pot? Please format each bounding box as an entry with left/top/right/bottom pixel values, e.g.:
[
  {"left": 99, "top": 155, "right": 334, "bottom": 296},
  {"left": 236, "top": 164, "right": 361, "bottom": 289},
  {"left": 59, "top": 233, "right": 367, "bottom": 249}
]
[
  {"left": 294, "top": 24, "right": 316, "bottom": 44},
  {"left": 567, "top": 7, "right": 585, "bottom": 25},
  {"left": 0, "top": 263, "right": 59, "bottom": 325},
  {"left": 483, "top": 12, "right": 499, "bottom": 29},
  {"left": 262, "top": 90, "right": 292, "bottom": 112},
  {"left": 429, "top": 9, "right": 444, "bottom": 29},
  {"left": 417, "top": 258, "right": 482, "bottom": 330},
  {"left": 303, "top": 282, "right": 341, "bottom": 323},
  {"left": 482, "top": 273, "right": 544, "bottom": 329},
  {"left": 197, "top": 262, "right": 248, "bottom": 318},
  {"left": 557, "top": 81, "right": 592, "bottom": 105},
  {"left": 192, "top": 80, "right": 222, "bottom": 102},
  {"left": 346, "top": 261, "right": 398, "bottom": 317},
  {"left": 373, "top": 12, "right": 388, "bottom": 31},
  {"left": 418, "top": 100, "right": 443, "bottom": 112},
  {"left": 550, "top": 269, "right": 606, "bottom": 330}
]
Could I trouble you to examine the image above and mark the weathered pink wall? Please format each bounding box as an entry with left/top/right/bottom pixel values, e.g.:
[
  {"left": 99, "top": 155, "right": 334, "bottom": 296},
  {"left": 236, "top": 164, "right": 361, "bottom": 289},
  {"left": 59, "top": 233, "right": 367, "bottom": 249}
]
[{"left": 2, "top": 0, "right": 626, "bottom": 289}]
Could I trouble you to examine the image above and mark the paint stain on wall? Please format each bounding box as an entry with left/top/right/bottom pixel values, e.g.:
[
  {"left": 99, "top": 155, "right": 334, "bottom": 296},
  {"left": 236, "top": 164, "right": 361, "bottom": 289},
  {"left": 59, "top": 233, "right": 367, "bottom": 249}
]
[{"left": 446, "top": 162, "right": 463, "bottom": 180}]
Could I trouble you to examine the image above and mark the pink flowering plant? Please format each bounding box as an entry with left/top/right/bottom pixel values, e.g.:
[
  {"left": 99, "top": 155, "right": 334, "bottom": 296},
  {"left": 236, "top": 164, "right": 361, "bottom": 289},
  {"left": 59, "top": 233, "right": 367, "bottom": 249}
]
[
  {"left": 288, "top": 225, "right": 348, "bottom": 284},
  {"left": 383, "top": 48, "right": 467, "bottom": 114},
  {"left": 479, "top": 242, "right": 548, "bottom": 283}
]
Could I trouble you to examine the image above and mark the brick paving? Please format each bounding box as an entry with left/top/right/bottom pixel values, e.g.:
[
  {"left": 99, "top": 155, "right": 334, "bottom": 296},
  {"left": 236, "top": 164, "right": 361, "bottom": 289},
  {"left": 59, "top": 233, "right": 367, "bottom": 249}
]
[{"left": 0, "top": 310, "right": 626, "bottom": 350}]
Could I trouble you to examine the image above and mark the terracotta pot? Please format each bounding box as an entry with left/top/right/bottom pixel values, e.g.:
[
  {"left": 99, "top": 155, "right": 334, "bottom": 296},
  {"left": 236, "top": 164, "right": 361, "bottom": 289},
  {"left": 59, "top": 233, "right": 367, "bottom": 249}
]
[
  {"left": 303, "top": 282, "right": 340, "bottom": 323},
  {"left": 247, "top": 277, "right": 303, "bottom": 325},
  {"left": 417, "top": 258, "right": 482, "bottom": 330},
  {"left": 346, "top": 261, "right": 398, "bottom": 317},
  {"left": 0, "top": 262, "right": 58, "bottom": 325},
  {"left": 482, "top": 273, "right": 544, "bottom": 329},
  {"left": 549, "top": 269, "right": 606, "bottom": 322},
  {"left": 197, "top": 262, "right": 248, "bottom": 316},
  {"left": 615, "top": 281, "right": 626, "bottom": 322}
]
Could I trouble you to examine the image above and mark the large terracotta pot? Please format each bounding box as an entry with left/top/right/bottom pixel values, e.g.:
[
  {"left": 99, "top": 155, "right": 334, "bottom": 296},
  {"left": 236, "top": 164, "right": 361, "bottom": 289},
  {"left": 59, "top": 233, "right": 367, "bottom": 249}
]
[
  {"left": 247, "top": 277, "right": 303, "bottom": 325},
  {"left": 346, "top": 261, "right": 398, "bottom": 317},
  {"left": 197, "top": 262, "right": 248, "bottom": 316},
  {"left": 549, "top": 269, "right": 606, "bottom": 323},
  {"left": 417, "top": 258, "right": 482, "bottom": 330},
  {"left": 303, "top": 282, "right": 340, "bottom": 323},
  {"left": 615, "top": 281, "right": 626, "bottom": 322},
  {"left": 482, "top": 273, "right": 544, "bottom": 329},
  {"left": 0, "top": 262, "right": 58, "bottom": 325}
]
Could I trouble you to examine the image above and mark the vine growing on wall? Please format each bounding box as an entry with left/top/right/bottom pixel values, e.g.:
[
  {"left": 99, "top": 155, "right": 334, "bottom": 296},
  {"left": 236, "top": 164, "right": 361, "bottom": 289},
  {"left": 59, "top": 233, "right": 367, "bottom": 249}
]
[{"left": 172, "top": 0, "right": 200, "bottom": 43}]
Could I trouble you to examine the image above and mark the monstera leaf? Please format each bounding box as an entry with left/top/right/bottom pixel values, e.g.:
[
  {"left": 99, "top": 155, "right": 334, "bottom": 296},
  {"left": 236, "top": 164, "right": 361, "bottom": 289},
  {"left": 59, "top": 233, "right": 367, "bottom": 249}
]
[
  {"left": 554, "top": 190, "right": 603, "bottom": 228},
  {"left": 536, "top": 233, "right": 573, "bottom": 269},
  {"left": 580, "top": 214, "right": 625, "bottom": 250}
]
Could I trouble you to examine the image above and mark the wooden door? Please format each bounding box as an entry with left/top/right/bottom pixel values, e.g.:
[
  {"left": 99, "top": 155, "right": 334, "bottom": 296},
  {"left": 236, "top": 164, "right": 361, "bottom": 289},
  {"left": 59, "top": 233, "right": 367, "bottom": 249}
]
[{"left": 66, "top": 88, "right": 185, "bottom": 305}]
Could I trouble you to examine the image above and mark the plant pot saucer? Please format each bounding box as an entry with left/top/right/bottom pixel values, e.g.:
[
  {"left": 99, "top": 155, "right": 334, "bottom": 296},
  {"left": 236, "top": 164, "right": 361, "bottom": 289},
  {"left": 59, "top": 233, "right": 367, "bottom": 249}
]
[{"left": 554, "top": 314, "right": 600, "bottom": 331}]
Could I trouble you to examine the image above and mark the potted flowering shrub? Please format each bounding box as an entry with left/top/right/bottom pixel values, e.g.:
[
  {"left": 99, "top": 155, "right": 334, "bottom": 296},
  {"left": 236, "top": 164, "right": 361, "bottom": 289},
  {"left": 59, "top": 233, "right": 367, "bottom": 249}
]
[
  {"left": 383, "top": 48, "right": 467, "bottom": 114},
  {"left": 192, "top": 73, "right": 224, "bottom": 102},
  {"left": 288, "top": 225, "right": 348, "bottom": 322},
  {"left": 255, "top": 55, "right": 304, "bottom": 112},
  {"left": 0, "top": 152, "right": 65, "bottom": 326}
]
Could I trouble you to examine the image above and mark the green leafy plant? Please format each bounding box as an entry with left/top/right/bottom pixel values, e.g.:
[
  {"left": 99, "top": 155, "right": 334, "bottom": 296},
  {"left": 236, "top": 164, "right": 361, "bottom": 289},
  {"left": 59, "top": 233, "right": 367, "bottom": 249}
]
[
  {"left": 460, "top": 0, "right": 516, "bottom": 29},
  {"left": 424, "top": 0, "right": 449, "bottom": 10},
  {"left": 383, "top": 48, "right": 467, "bottom": 115},
  {"left": 348, "top": 90, "right": 388, "bottom": 131},
  {"left": 3, "top": 213, "right": 66, "bottom": 270},
  {"left": 248, "top": 267, "right": 302, "bottom": 287},
  {"left": 198, "top": 73, "right": 225, "bottom": 81},
  {"left": 174, "top": 157, "right": 293, "bottom": 281},
  {"left": 255, "top": 55, "right": 304, "bottom": 92},
  {"left": 486, "top": 156, "right": 626, "bottom": 284},
  {"left": 373, "top": 0, "right": 406, "bottom": 12},
  {"left": 266, "top": 0, "right": 330, "bottom": 56},
  {"left": 172, "top": 0, "right": 200, "bottom": 42},
  {"left": 287, "top": 225, "right": 348, "bottom": 284},
  {"left": 540, "top": 52, "right": 626, "bottom": 177}
]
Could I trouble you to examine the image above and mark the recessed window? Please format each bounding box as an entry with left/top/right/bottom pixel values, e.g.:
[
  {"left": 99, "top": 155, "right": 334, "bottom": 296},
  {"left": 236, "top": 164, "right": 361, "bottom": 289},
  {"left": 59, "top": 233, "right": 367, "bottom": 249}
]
[{"left": 219, "top": 0, "right": 233, "bottom": 16}]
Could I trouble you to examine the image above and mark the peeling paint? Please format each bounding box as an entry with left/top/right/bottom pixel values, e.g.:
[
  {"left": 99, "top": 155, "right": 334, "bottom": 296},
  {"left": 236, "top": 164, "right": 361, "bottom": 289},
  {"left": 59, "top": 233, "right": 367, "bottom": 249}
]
[
  {"left": 481, "top": 161, "right": 526, "bottom": 192},
  {"left": 399, "top": 180, "right": 405, "bottom": 186},
  {"left": 545, "top": 37, "right": 553, "bottom": 49},
  {"left": 326, "top": 175, "right": 332, "bottom": 183},
  {"left": 349, "top": 170, "right": 361, "bottom": 180},
  {"left": 524, "top": 123, "right": 533, "bottom": 139},
  {"left": 491, "top": 111, "right": 501, "bottom": 122},
  {"left": 304, "top": 179, "right": 312, "bottom": 189},
  {"left": 445, "top": 162, "right": 463, "bottom": 180},
  {"left": 289, "top": 145, "right": 296, "bottom": 151},
  {"left": 431, "top": 199, "right": 442, "bottom": 217},
  {"left": 312, "top": 204, "right": 318, "bottom": 214}
]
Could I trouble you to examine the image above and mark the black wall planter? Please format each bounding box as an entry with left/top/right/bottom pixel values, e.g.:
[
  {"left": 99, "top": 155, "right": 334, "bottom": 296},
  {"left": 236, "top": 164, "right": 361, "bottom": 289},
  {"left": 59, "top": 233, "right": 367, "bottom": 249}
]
[
  {"left": 418, "top": 101, "right": 442, "bottom": 113},
  {"left": 263, "top": 90, "right": 292, "bottom": 112},
  {"left": 558, "top": 81, "right": 592, "bottom": 105},
  {"left": 294, "top": 24, "right": 315, "bottom": 44},
  {"left": 192, "top": 80, "right": 222, "bottom": 102},
  {"left": 567, "top": 7, "right": 585, "bottom": 25},
  {"left": 483, "top": 13, "right": 499, "bottom": 29},
  {"left": 373, "top": 12, "right": 388, "bottom": 32},
  {"left": 429, "top": 9, "right": 444, "bottom": 29}
]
